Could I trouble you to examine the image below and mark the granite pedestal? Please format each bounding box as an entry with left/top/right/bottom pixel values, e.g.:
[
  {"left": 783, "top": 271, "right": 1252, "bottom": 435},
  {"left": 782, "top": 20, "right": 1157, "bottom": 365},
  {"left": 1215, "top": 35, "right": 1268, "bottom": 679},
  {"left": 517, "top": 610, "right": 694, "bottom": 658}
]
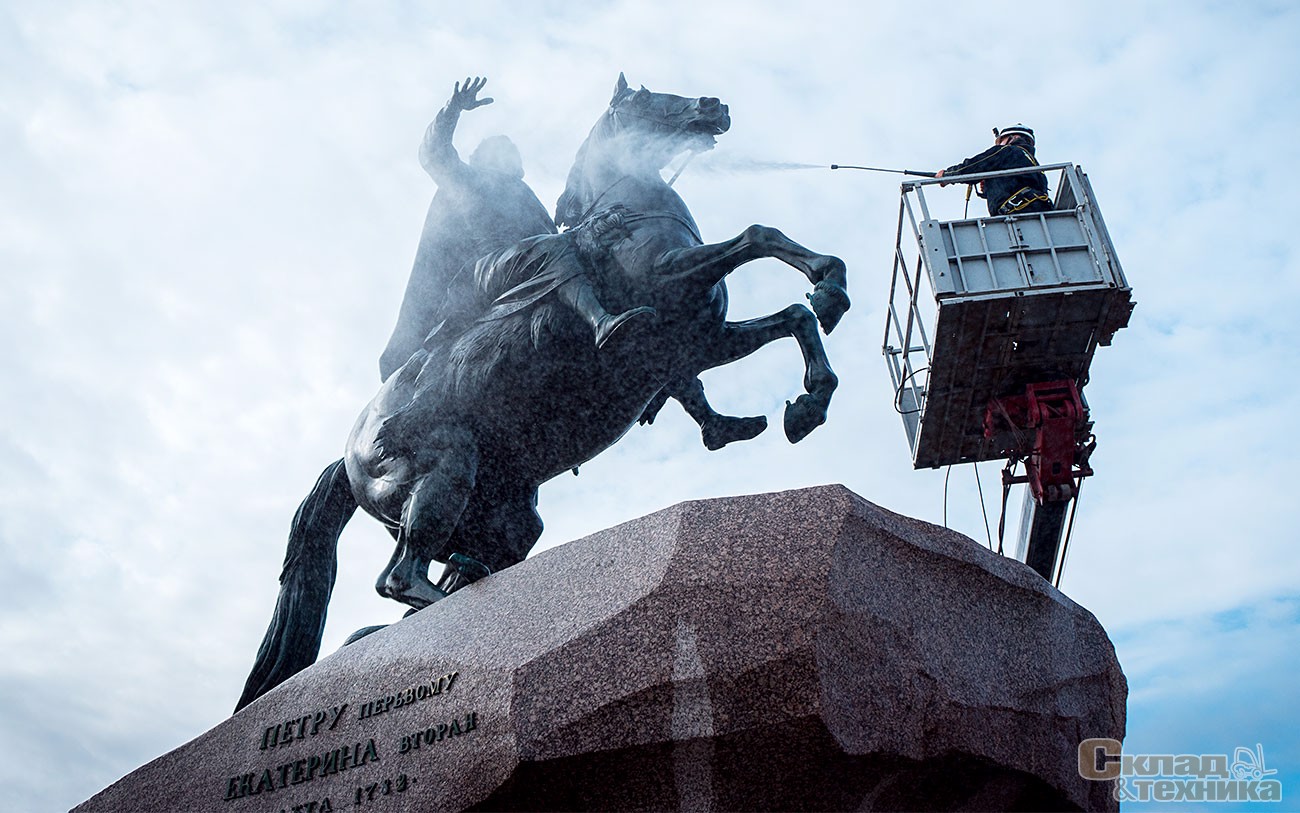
[{"left": 77, "top": 484, "right": 1125, "bottom": 812}]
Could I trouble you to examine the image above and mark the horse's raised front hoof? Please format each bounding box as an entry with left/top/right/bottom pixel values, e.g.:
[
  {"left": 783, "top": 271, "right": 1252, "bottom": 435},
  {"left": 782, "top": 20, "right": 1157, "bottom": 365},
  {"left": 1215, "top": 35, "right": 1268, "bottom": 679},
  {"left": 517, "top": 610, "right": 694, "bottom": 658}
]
[
  {"left": 783, "top": 394, "right": 829, "bottom": 443},
  {"left": 702, "top": 414, "right": 768, "bottom": 451},
  {"left": 807, "top": 279, "right": 851, "bottom": 334}
]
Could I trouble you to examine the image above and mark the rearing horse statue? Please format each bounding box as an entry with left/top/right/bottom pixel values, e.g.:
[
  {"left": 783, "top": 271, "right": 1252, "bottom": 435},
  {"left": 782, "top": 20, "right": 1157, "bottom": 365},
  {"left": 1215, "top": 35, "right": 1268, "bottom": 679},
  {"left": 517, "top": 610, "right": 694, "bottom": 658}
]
[{"left": 236, "top": 74, "right": 848, "bottom": 710}]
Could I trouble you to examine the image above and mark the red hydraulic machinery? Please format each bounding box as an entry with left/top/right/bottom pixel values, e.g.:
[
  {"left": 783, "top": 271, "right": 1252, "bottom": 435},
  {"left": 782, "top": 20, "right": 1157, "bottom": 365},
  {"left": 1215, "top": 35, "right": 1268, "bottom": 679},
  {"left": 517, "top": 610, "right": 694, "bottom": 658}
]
[{"left": 881, "top": 163, "right": 1132, "bottom": 583}]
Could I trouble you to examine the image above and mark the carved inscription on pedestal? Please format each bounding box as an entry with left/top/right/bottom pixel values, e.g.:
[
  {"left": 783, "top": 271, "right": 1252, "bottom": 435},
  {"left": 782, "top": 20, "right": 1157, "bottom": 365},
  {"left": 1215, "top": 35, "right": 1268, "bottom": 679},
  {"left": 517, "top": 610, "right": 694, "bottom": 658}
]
[
  {"left": 222, "top": 670, "right": 480, "bottom": 810},
  {"left": 357, "top": 672, "right": 458, "bottom": 721}
]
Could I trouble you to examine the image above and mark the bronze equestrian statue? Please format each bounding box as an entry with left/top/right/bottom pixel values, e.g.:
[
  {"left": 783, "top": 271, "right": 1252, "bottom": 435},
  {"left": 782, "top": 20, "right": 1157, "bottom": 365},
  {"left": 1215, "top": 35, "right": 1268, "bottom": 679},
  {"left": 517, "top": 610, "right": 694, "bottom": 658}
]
[{"left": 236, "top": 75, "right": 848, "bottom": 711}]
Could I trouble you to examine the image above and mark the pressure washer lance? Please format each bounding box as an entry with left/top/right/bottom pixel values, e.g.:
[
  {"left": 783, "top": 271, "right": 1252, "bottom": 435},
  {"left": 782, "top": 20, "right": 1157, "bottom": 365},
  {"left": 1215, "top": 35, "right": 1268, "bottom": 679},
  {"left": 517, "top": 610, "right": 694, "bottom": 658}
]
[
  {"left": 833, "top": 164, "right": 972, "bottom": 213},
  {"left": 830, "top": 164, "right": 937, "bottom": 178}
]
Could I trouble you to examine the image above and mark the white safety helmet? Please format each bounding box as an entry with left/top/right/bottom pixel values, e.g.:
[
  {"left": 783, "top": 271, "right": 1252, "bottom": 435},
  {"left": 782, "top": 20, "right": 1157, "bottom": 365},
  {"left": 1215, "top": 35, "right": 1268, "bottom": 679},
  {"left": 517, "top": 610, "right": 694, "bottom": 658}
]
[{"left": 993, "top": 124, "right": 1035, "bottom": 145}]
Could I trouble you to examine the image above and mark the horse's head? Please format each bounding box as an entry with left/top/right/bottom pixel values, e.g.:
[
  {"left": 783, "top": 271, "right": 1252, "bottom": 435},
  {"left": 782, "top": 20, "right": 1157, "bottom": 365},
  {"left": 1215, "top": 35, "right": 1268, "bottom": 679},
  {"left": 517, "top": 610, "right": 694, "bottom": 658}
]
[
  {"left": 557, "top": 74, "right": 730, "bottom": 227},
  {"left": 605, "top": 73, "right": 731, "bottom": 164}
]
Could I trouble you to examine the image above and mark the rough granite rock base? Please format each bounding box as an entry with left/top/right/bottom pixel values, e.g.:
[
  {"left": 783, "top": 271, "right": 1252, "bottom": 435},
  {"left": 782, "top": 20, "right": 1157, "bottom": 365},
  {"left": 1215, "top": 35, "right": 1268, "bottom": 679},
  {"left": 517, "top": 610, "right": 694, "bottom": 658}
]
[{"left": 76, "top": 484, "right": 1125, "bottom": 812}]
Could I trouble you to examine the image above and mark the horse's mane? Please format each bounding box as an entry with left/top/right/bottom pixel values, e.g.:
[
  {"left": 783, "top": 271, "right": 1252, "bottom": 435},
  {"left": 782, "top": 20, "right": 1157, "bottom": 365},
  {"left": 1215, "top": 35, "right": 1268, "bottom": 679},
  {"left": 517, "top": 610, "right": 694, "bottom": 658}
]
[{"left": 555, "top": 112, "right": 615, "bottom": 229}]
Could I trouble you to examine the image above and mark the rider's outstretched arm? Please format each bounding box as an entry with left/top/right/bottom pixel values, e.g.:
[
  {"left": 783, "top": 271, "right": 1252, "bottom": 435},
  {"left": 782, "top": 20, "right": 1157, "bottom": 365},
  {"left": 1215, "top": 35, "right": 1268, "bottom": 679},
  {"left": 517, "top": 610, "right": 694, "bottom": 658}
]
[{"left": 419, "top": 76, "right": 494, "bottom": 184}]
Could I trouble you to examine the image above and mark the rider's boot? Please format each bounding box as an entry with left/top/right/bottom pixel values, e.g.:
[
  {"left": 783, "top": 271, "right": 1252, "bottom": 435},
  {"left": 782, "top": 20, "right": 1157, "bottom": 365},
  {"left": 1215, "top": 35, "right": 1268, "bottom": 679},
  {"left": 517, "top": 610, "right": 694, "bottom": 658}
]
[{"left": 558, "top": 277, "right": 656, "bottom": 349}]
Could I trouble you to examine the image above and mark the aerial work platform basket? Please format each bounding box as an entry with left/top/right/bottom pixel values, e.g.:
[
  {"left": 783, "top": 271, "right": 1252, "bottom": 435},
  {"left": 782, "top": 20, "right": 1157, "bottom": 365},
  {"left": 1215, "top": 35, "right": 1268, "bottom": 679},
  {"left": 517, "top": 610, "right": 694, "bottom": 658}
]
[
  {"left": 884, "top": 163, "right": 1132, "bottom": 470},
  {"left": 882, "top": 163, "right": 1133, "bottom": 582}
]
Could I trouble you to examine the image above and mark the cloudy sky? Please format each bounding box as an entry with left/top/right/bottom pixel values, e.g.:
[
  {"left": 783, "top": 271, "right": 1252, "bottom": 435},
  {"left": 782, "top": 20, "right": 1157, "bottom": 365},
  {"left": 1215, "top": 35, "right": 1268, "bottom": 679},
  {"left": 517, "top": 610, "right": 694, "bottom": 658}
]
[{"left": 2, "top": 1, "right": 1297, "bottom": 809}]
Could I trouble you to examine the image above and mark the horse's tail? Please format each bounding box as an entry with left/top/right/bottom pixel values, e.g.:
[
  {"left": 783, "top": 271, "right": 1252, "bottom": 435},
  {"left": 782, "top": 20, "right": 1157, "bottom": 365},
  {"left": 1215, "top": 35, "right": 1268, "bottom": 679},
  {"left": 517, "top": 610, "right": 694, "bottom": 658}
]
[{"left": 235, "top": 458, "right": 356, "bottom": 712}]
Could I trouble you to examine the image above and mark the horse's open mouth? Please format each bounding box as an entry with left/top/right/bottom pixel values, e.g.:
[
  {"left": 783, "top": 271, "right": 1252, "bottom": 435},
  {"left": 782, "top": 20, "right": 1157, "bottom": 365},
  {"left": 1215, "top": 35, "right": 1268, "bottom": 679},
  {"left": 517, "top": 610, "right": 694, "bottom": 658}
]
[
  {"left": 697, "top": 115, "right": 730, "bottom": 137},
  {"left": 683, "top": 123, "right": 728, "bottom": 147},
  {"left": 683, "top": 105, "right": 730, "bottom": 139}
]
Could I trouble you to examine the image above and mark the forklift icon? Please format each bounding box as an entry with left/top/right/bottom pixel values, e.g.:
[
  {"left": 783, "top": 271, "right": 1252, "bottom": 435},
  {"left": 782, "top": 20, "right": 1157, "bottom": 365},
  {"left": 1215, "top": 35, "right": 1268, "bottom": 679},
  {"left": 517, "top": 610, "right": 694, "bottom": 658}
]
[{"left": 1230, "top": 744, "right": 1277, "bottom": 782}]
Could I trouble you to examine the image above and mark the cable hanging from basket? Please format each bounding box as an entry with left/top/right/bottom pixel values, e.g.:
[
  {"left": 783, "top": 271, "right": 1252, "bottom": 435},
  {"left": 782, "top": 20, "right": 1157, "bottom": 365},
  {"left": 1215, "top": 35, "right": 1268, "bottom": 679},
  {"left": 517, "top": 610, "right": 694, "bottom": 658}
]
[
  {"left": 1053, "top": 479, "right": 1084, "bottom": 588},
  {"left": 893, "top": 366, "right": 929, "bottom": 415},
  {"left": 997, "top": 457, "right": 1020, "bottom": 556},
  {"left": 973, "top": 462, "right": 994, "bottom": 551}
]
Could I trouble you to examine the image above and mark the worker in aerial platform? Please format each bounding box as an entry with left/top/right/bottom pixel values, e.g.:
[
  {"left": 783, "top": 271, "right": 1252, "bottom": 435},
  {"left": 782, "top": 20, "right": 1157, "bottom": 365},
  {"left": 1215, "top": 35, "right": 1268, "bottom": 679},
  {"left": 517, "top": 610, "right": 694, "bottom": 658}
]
[{"left": 936, "top": 124, "right": 1052, "bottom": 216}]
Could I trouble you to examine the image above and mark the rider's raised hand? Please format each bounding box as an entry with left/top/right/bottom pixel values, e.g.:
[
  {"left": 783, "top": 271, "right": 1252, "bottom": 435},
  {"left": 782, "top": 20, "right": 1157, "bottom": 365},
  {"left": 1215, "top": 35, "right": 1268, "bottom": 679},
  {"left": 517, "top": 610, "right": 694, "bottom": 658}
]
[{"left": 449, "top": 76, "right": 493, "bottom": 112}]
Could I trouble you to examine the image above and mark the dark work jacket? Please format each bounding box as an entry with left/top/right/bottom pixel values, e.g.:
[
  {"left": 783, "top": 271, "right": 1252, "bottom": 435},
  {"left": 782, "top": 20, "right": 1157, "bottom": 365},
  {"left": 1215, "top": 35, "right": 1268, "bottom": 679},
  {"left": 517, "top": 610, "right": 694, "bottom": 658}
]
[{"left": 943, "top": 141, "right": 1049, "bottom": 216}]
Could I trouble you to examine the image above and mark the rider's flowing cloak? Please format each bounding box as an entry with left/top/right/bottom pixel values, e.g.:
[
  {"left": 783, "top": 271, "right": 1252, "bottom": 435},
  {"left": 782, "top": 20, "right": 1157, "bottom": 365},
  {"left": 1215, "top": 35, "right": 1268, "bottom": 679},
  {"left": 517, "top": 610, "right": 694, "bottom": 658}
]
[{"left": 381, "top": 135, "right": 556, "bottom": 380}]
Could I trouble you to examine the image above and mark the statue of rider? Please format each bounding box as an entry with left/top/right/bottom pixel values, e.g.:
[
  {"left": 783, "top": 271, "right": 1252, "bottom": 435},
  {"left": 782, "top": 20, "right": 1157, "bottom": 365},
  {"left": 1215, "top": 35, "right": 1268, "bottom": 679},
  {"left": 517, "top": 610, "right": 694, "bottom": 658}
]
[
  {"left": 382, "top": 77, "right": 765, "bottom": 450},
  {"left": 379, "top": 78, "right": 559, "bottom": 380}
]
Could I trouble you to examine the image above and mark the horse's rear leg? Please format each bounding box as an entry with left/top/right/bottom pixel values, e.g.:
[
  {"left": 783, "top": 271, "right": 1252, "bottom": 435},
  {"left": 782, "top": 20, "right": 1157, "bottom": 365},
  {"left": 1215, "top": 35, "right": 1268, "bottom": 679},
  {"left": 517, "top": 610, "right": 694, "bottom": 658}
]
[
  {"left": 445, "top": 482, "right": 543, "bottom": 576},
  {"left": 383, "top": 429, "right": 479, "bottom": 610}
]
